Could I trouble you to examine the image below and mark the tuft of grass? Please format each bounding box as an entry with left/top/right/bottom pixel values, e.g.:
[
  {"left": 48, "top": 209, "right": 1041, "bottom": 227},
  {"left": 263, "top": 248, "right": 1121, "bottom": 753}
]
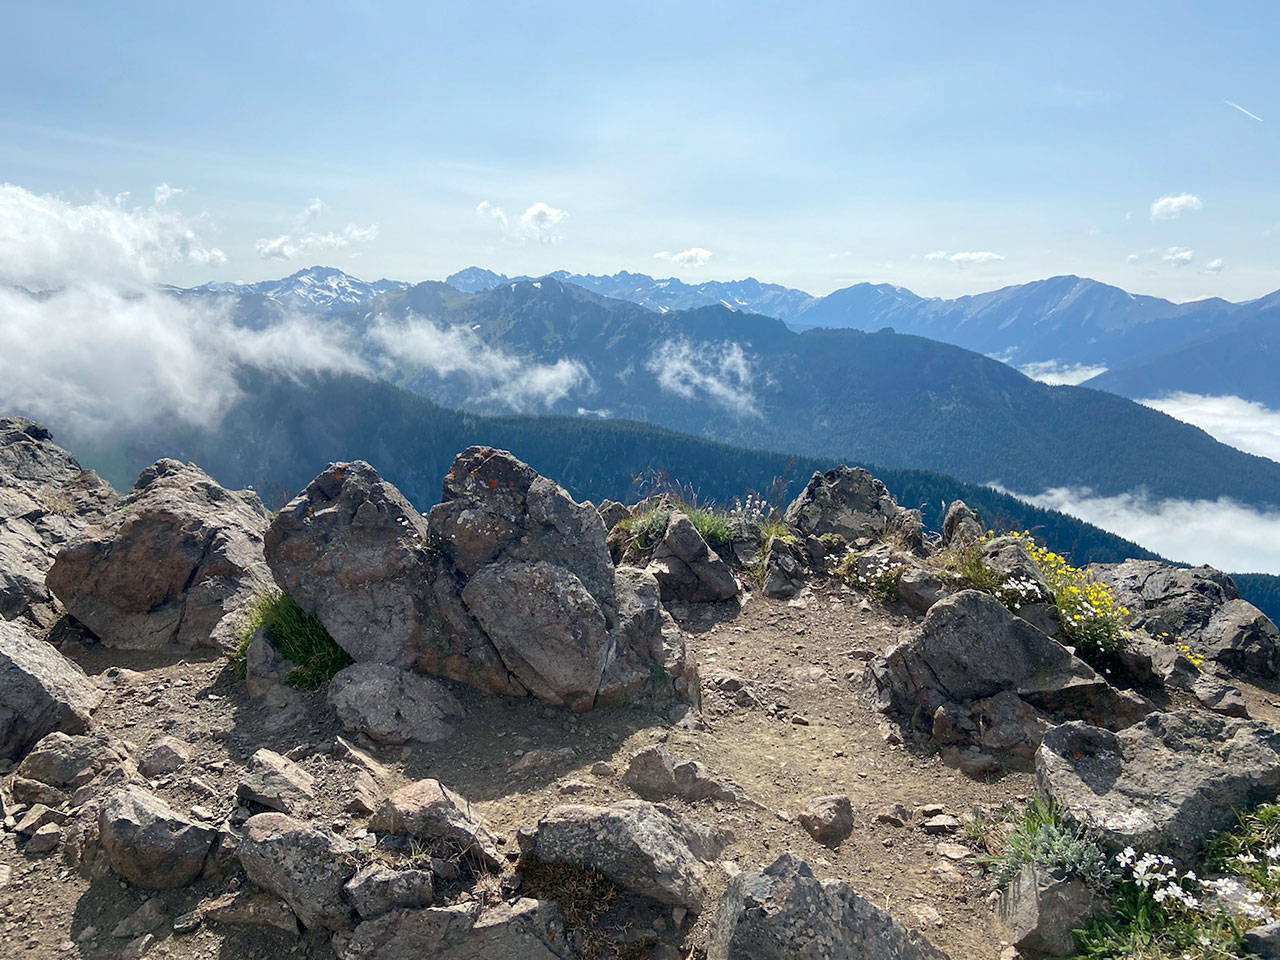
[
  {"left": 941, "top": 540, "right": 1008, "bottom": 595},
  {"left": 832, "top": 550, "right": 905, "bottom": 602},
  {"left": 616, "top": 508, "right": 670, "bottom": 553},
  {"left": 984, "top": 797, "right": 1118, "bottom": 892},
  {"left": 686, "top": 507, "right": 732, "bottom": 547},
  {"left": 520, "top": 859, "right": 654, "bottom": 960},
  {"left": 230, "top": 590, "right": 352, "bottom": 690}
]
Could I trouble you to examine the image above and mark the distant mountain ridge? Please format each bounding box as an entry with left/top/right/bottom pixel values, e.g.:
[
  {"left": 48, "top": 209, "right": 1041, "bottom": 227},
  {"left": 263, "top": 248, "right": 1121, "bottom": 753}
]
[{"left": 194, "top": 265, "right": 408, "bottom": 313}]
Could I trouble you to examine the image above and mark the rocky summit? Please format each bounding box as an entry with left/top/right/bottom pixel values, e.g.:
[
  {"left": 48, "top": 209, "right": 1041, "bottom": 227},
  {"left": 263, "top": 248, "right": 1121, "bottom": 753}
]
[{"left": 3, "top": 421, "right": 1280, "bottom": 960}]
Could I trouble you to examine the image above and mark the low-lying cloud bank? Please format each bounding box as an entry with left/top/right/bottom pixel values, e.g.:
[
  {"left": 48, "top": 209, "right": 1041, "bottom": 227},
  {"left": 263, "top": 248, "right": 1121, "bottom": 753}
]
[
  {"left": 0, "top": 183, "right": 589, "bottom": 447},
  {"left": 1009, "top": 486, "right": 1280, "bottom": 574},
  {"left": 1140, "top": 393, "right": 1280, "bottom": 465},
  {"left": 1020, "top": 360, "right": 1109, "bottom": 386},
  {"left": 646, "top": 339, "right": 762, "bottom": 416}
]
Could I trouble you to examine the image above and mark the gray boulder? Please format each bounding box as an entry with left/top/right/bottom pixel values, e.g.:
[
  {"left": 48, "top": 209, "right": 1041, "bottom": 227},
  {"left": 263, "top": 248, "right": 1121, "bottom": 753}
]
[
  {"left": 798, "top": 796, "right": 854, "bottom": 847},
  {"left": 1037, "top": 711, "right": 1280, "bottom": 862},
  {"left": 865, "top": 591, "right": 1144, "bottom": 763},
  {"left": 941, "top": 500, "right": 982, "bottom": 547},
  {"left": 996, "top": 862, "right": 1099, "bottom": 958},
  {"left": 708, "top": 853, "right": 949, "bottom": 960},
  {"left": 343, "top": 863, "right": 434, "bottom": 919},
  {"left": 16, "top": 730, "right": 134, "bottom": 796},
  {"left": 646, "top": 511, "right": 739, "bottom": 603},
  {"left": 762, "top": 539, "right": 806, "bottom": 599},
  {"left": 0, "top": 619, "right": 103, "bottom": 761},
  {"left": 1092, "top": 560, "right": 1280, "bottom": 677},
  {"left": 0, "top": 417, "right": 115, "bottom": 631},
  {"left": 237, "top": 812, "right": 358, "bottom": 930},
  {"left": 623, "top": 744, "right": 747, "bottom": 803},
  {"left": 338, "top": 899, "right": 571, "bottom": 960},
  {"left": 896, "top": 566, "right": 947, "bottom": 613},
  {"left": 99, "top": 785, "right": 216, "bottom": 888},
  {"left": 783, "top": 466, "right": 909, "bottom": 545},
  {"left": 369, "top": 779, "right": 502, "bottom": 868},
  {"left": 328, "top": 663, "right": 462, "bottom": 744},
  {"left": 236, "top": 748, "right": 316, "bottom": 814},
  {"left": 518, "top": 799, "right": 724, "bottom": 910},
  {"left": 266, "top": 452, "right": 695, "bottom": 710},
  {"left": 47, "top": 459, "right": 274, "bottom": 650}
]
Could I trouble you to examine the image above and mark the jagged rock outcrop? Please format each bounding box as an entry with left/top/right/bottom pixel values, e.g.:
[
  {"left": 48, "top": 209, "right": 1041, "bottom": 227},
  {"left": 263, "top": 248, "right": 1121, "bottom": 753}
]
[
  {"left": 338, "top": 899, "right": 572, "bottom": 960},
  {"left": 864, "top": 590, "right": 1146, "bottom": 768},
  {"left": 0, "top": 418, "right": 115, "bottom": 631},
  {"left": 47, "top": 459, "right": 275, "bottom": 650},
  {"left": 783, "top": 465, "right": 916, "bottom": 547},
  {"left": 1092, "top": 560, "right": 1280, "bottom": 677},
  {"left": 518, "top": 799, "right": 725, "bottom": 911},
  {"left": 237, "top": 812, "right": 359, "bottom": 931},
  {"left": 645, "top": 511, "right": 739, "bottom": 603},
  {"left": 327, "top": 663, "right": 463, "bottom": 745},
  {"left": 941, "top": 500, "right": 982, "bottom": 547},
  {"left": 0, "top": 618, "right": 103, "bottom": 761},
  {"left": 1036, "top": 711, "right": 1280, "bottom": 862},
  {"left": 708, "top": 853, "right": 949, "bottom": 959},
  {"left": 265, "top": 450, "right": 696, "bottom": 711}
]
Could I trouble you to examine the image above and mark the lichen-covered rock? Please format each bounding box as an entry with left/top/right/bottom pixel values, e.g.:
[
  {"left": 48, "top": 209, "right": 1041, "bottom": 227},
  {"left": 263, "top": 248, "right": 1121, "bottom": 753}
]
[
  {"left": 1037, "top": 711, "right": 1280, "bottom": 862},
  {"left": 783, "top": 466, "right": 908, "bottom": 544},
  {"left": 327, "top": 663, "right": 462, "bottom": 744},
  {"left": 99, "top": 785, "right": 216, "bottom": 888},
  {"left": 708, "top": 853, "right": 949, "bottom": 959},
  {"left": 237, "top": 812, "right": 358, "bottom": 931},
  {"left": 338, "top": 899, "right": 571, "bottom": 960},
  {"left": 369, "top": 779, "right": 502, "bottom": 869},
  {"left": 343, "top": 863, "right": 434, "bottom": 919},
  {"left": 47, "top": 459, "right": 274, "bottom": 650},
  {"left": 1092, "top": 560, "right": 1280, "bottom": 677},
  {"left": 0, "top": 619, "right": 103, "bottom": 761},
  {"left": 0, "top": 417, "right": 115, "bottom": 631},
  {"left": 865, "top": 591, "right": 1146, "bottom": 767},
  {"left": 518, "top": 800, "right": 724, "bottom": 910},
  {"left": 266, "top": 451, "right": 696, "bottom": 711}
]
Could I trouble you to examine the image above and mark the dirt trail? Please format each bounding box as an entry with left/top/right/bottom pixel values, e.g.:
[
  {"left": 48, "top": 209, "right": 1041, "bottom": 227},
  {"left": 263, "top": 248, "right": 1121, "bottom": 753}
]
[{"left": 3, "top": 582, "right": 1041, "bottom": 959}]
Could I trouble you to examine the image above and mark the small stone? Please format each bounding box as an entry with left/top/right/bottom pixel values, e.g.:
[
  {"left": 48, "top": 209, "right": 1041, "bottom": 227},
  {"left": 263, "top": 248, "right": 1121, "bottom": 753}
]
[
  {"left": 920, "top": 815, "right": 962, "bottom": 835},
  {"left": 112, "top": 899, "right": 167, "bottom": 939},
  {"left": 797, "top": 795, "right": 854, "bottom": 846},
  {"left": 25, "top": 822, "right": 62, "bottom": 854},
  {"left": 935, "top": 842, "right": 971, "bottom": 861},
  {"left": 172, "top": 912, "right": 202, "bottom": 935},
  {"left": 790, "top": 714, "right": 810, "bottom": 726},
  {"left": 139, "top": 737, "right": 191, "bottom": 776}
]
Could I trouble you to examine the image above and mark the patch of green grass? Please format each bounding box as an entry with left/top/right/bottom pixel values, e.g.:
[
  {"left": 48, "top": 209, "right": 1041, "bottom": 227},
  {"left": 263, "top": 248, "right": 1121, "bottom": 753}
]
[
  {"left": 520, "top": 859, "right": 654, "bottom": 960},
  {"left": 230, "top": 590, "right": 352, "bottom": 690},
  {"left": 616, "top": 508, "right": 670, "bottom": 553},
  {"left": 984, "top": 798, "right": 1118, "bottom": 892},
  {"left": 1072, "top": 884, "right": 1244, "bottom": 960},
  {"left": 686, "top": 507, "right": 732, "bottom": 547},
  {"left": 941, "top": 540, "right": 1008, "bottom": 595},
  {"left": 760, "top": 516, "right": 797, "bottom": 546}
]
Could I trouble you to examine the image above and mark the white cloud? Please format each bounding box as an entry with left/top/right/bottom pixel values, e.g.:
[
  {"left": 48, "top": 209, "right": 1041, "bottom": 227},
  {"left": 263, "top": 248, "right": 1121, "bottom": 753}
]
[
  {"left": 296, "top": 197, "right": 326, "bottom": 226},
  {"left": 0, "top": 182, "right": 363, "bottom": 443},
  {"left": 153, "top": 183, "right": 183, "bottom": 206},
  {"left": 1201, "top": 257, "right": 1225, "bottom": 275},
  {"left": 646, "top": 339, "right": 761, "bottom": 416},
  {"left": 925, "top": 250, "right": 1005, "bottom": 265},
  {"left": 368, "top": 315, "right": 589, "bottom": 410},
  {"left": 1150, "top": 193, "right": 1202, "bottom": 220},
  {"left": 254, "top": 223, "right": 378, "bottom": 261},
  {"left": 1140, "top": 393, "right": 1280, "bottom": 464},
  {"left": 476, "top": 200, "right": 568, "bottom": 243},
  {"left": 1162, "top": 246, "right": 1194, "bottom": 266},
  {"left": 1126, "top": 253, "right": 1140, "bottom": 263},
  {"left": 1009, "top": 486, "right": 1280, "bottom": 574},
  {"left": 0, "top": 182, "right": 225, "bottom": 288},
  {"left": 1019, "top": 360, "right": 1109, "bottom": 385},
  {"left": 654, "top": 247, "right": 714, "bottom": 268}
]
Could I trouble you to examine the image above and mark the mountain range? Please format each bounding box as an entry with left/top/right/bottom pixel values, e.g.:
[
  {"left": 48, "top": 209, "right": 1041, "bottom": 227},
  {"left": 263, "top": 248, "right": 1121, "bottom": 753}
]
[
  {"left": 195, "top": 266, "right": 1280, "bottom": 408},
  {"left": 169, "top": 273, "right": 1280, "bottom": 515}
]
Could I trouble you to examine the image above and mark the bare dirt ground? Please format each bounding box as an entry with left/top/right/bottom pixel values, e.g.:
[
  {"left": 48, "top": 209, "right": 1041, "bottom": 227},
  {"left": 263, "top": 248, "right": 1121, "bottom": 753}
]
[{"left": 22, "top": 578, "right": 1266, "bottom": 959}]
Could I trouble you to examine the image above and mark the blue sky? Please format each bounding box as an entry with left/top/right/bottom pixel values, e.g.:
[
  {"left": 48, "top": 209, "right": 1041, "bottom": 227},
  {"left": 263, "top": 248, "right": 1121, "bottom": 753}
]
[{"left": 4, "top": 0, "right": 1279, "bottom": 299}]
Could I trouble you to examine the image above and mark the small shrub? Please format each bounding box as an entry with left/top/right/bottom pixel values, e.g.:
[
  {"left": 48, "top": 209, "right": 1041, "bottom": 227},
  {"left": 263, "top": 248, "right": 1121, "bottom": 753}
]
[
  {"left": 985, "top": 798, "right": 1118, "bottom": 892},
  {"left": 686, "top": 507, "right": 732, "bottom": 547},
  {"left": 617, "top": 508, "right": 670, "bottom": 553},
  {"left": 832, "top": 551, "right": 905, "bottom": 603},
  {"left": 230, "top": 590, "right": 351, "bottom": 690},
  {"left": 942, "top": 540, "right": 1008, "bottom": 595},
  {"left": 520, "top": 859, "right": 653, "bottom": 960}
]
